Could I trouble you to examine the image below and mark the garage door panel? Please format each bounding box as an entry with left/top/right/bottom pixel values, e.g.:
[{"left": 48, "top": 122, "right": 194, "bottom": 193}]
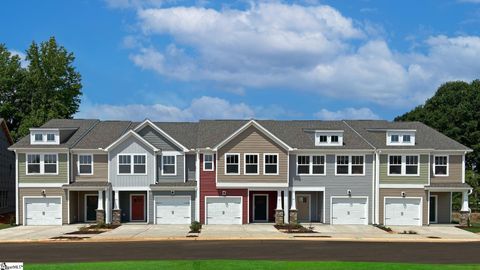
[
  {"left": 155, "top": 196, "right": 191, "bottom": 224},
  {"left": 385, "top": 198, "right": 421, "bottom": 226},
  {"left": 206, "top": 197, "right": 242, "bottom": 225},
  {"left": 25, "top": 198, "right": 62, "bottom": 226},
  {"left": 331, "top": 197, "right": 368, "bottom": 225}
]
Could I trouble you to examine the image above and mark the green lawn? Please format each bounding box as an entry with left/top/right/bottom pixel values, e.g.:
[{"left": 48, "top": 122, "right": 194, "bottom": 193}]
[
  {"left": 26, "top": 260, "right": 480, "bottom": 270},
  {"left": 457, "top": 223, "right": 480, "bottom": 233},
  {"left": 0, "top": 223, "right": 12, "bottom": 230}
]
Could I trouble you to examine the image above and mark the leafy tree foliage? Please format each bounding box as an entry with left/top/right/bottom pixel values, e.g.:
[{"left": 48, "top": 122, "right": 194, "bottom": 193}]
[
  {"left": 396, "top": 80, "right": 480, "bottom": 209},
  {"left": 0, "top": 37, "right": 82, "bottom": 140}
]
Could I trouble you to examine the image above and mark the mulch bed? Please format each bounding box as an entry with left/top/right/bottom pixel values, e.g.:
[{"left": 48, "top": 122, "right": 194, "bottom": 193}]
[
  {"left": 66, "top": 224, "right": 121, "bottom": 235},
  {"left": 274, "top": 224, "right": 317, "bottom": 233},
  {"left": 0, "top": 212, "right": 15, "bottom": 224},
  {"left": 51, "top": 236, "right": 90, "bottom": 240}
]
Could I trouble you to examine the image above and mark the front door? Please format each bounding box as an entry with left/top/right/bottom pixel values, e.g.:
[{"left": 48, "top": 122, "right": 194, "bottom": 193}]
[
  {"left": 253, "top": 195, "right": 268, "bottom": 222},
  {"left": 131, "top": 195, "right": 145, "bottom": 221},
  {"left": 296, "top": 194, "right": 310, "bottom": 222},
  {"left": 85, "top": 195, "right": 98, "bottom": 222},
  {"left": 429, "top": 196, "right": 437, "bottom": 223}
]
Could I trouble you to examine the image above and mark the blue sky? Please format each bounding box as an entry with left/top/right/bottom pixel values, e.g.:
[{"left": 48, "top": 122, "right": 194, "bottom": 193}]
[{"left": 2, "top": 0, "right": 480, "bottom": 121}]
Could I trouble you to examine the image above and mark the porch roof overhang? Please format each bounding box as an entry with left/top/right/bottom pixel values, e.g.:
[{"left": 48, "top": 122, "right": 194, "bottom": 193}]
[
  {"left": 149, "top": 181, "right": 197, "bottom": 191},
  {"left": 63, "top": 181, "right": 111, "bottom": 191},
  {"left": 425, "top": 182, "right": 472, "bottom": 192}
]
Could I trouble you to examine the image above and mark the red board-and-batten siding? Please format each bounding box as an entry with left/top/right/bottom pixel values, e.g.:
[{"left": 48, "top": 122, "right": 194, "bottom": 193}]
[{"left": 199, "top": 154, "right": 248, "bottom": 224}]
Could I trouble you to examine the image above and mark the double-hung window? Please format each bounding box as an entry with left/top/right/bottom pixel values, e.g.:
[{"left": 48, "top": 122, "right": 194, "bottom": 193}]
[
  {"left": 134, "top": 155, "right": 146, "bottom": 174},
  {"left": 203, "top": 154, "right": 214, "bottom": 171},
  {"left": 434, "top": 156, "right": 448, "bottom": 176},
  {"left": 78, "top": 155, "right": 93, "bottom": 175},
  {"left": 225, "top": 154, "right": 240, "bottom": 175},
  {"left": 297, "top": 155, "right": 310, "bottom": 175},
  {"left": 118, "top": 154, "right": 148, "bottom": 175},
  {"left": 336, "top": 155, "right": 364, "bottom": 175},
  {"left": 46, "top": 133, "right": 55, "bottom": 142},
  {"left": 34, "top": 134, "right": 43, "bottom": 142},
  {"left": 388, "top": 155, "right": 419, "bottom": 176},
  {"left": 312, "top": 156, "right": 325, "bottom": 174},
  {"left": 118, "top": 155, "right": 132, "bottom": 174},
  {"left": 26, "top": 154, "right": 57, "bottom": 174},
  {"left": 264, "top": 154, "right": 278, "bottom": 175},
  {"left": 244, "top": 154, "right": 259, "bottom": 175},
  {"left": 162, "top": 155, "right": 176, "bottom": 175}
]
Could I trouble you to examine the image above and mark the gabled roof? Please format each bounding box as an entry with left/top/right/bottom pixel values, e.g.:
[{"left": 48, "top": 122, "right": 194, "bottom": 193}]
[
  {"left": 10, "top": 119, "right": 99, "bottom": 149},
  {"left": 212, "top": 120, "right": 293, "bottom": 151},
  {"left": 0, "top": 118, "right": 13, "bottom": 145},
  {"left": 104, "top": 130, "right": 159, "bottom": 152},
  {"left": 73, "top": 121, "right": 133, "bottom": 149},
  {"left": 134, "top": 119, "right": 189, "bottom": 151}
]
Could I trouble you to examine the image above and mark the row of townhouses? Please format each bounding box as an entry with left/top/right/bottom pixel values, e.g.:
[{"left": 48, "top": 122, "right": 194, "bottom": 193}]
[{"left": 8, "top": 119, "right": 472, "bottom": 226}]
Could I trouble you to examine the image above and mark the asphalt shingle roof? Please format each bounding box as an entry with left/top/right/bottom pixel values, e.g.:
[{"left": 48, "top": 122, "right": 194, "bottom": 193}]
[{"left": 73, "top": 121, "right": 133, "bottom": 149}]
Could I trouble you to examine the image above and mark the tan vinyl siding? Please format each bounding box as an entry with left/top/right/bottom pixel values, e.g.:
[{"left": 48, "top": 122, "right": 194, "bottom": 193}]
[
  {"left": 18, "top": 188, "right": 68, "bottom": 225},
  {"left": 217, "top": 126, "right": 288, "bottom": 184},
  {"left": 379, "top": 154, "right": 428, "bottom": 185},
  {"left": 72, "top": 154, "right": 108, "bottom": 182},
  {"left": 379, "top": 188, "right": 428, "bottom": 225},
  {"left": 431, "top": 155, "right": 462, "bottom": 183},
  {"left": 430, "top": 192, "right": 451, "bottom": 223},
  {"left": 18, "top": 153, "right": 68, "bottom": 184}
]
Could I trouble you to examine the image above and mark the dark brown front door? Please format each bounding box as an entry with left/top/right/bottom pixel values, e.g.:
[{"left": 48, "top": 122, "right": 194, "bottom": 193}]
[{"left": 131, "top": 195, "right": 145, "bottom": 221}]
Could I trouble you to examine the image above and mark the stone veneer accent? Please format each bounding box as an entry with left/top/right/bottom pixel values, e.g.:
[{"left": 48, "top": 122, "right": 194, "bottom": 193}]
[
  {"left": 112, "top": 209, "right": 121, "bottom": 225},
  {"left": 289, "top": 209, "right": 298, "bottom": 224},
  {"left": 459, "top": 211, "right": 470, "bottom": 227},
  {"left": 275, "top": 209, "right": 284, "bottom": 225},
  {"left": 96, "top": 209, "right": 105, "bottom": 224}
]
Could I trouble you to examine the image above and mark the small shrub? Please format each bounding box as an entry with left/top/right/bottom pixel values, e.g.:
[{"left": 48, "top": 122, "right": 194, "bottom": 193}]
[
  {"left": 190, "top": 221, "right": 202, "bottom": 233},
  {"left": 374, "top": 224, "right": 392, "bottom": 232},
  {"left": 9, "top": 216, "right": 16, "bottom": 226},
  {"left": 79, "top": 226, "right": 89, "bottom": 232}
]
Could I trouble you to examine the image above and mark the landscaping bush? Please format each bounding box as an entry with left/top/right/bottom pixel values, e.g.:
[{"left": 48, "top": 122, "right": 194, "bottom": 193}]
[
  {"left": 190, "top": 221, "right": 202, "bottom": 233},
  {"left": 9, "top": 216, "right": 16, "bottom": 226}
]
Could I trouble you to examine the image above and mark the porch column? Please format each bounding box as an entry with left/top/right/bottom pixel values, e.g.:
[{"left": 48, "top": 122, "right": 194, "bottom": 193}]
[
  {"left": 290, "top": 190, "right": 297, "bottom": 210},
  {"left": 112, "top": 190, "right": 121, "bottom": 225},
  {"left": 105, "top": 189, "right": 112, "bottom": 224},
  {"left": 274, "top": 189, "right": 284, "bottom": 225},
  {"left": 97, "top": 190, "right": 104, "bottom": 210},
  {"left": 461, "top": 191, "right": 470, "bottom": 212},
  {"left": 276, "top": 190, "right": 282, "bottom": 210},
  {"left": 283, "top": 189, "right": 289, "bottom": 224},
  {"left": 289, "top": 190, "right": 298, "bottom": 224},
  {"left": 459, "top": 191, "right": 471, "bottom": 226},
  {"left": 114, "top": 190, "right": 120, "bottom": 210}
]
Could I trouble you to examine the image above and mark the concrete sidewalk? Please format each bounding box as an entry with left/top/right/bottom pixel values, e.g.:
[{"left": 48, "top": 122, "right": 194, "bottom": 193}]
[
  {"left": 0, "top": 225, "right": 81, "bottom": 242},
  {"left": 199, "top": 224, "right": 286, "bottom": 239},
  {"left": 91, "top": 224, "right": 190, "bottom": 240}
]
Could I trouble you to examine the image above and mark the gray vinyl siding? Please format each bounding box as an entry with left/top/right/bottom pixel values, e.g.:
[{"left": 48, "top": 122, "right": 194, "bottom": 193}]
[
  {"left": 109, "top": 136, "right": 155, "bottom": 188},
  {"left": 157, "top": 154, "right": 185, "bottom": 182},
  {"left": 293, "top": 191, "right": 323, "bottom": 222},
  {"left": 0, "top": 128, "right": 14, "bottom": 214},
  {"left": 289, "top": 154, "right": 374, "bottom": 224},
  {"left": 185, "top": 154, "right": 196, "bottom": 181},
  {"left": 148, "top": 191, "right": 196, "bottom": 223},
  {"left": 137, "top": 125, "right": 182, "bottom": 151}
]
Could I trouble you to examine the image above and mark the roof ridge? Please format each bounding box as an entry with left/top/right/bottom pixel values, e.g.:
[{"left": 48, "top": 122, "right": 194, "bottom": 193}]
[
  {"left": 69, "top": 120, "right": 101, "bottom": 149},
  {"left": 342, "top": 120, "right": 376, "bottom": 149}
]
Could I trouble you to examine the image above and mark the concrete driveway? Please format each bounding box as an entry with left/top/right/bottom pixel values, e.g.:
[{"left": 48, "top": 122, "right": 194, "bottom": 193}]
[
  {"left": 91, "top": 224, "right": 191, "bottom": 240},
  {"left": 388, "top": 225, "right": 480, "bottom": 240},
  {"left": 0, "top": 225, "right": 81, "bottom": 242},
  {"left": 200, "top": 224, "right": 286, "bottom": 239}
]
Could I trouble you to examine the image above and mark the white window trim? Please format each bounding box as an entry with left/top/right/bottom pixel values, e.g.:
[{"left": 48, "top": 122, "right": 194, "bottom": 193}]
[
  {"left": 296, "top": 155, "right": 326, "bottom": 176},
  {"left": 314, "top": 131, "right": 343, "bottom": 146},
  {"left": 334, "top": 155, "right": 366, "bottom": 176},
  {"left": 161, "top": 154, "right": 177, "bottom": 176},
  {"left": 203, "top": 154, "right": 214, "bottom": 172},
  {"left": 244, "top": 153, "right": 260, "bottom": 175},
  {"left": 224, "top": 153, "right": 240, "bottom": 175},
  {"left": 117, "top": 153, "right": 148, "bottom": 176},
  {"left": 30, "top": 130, "right": 60, "bottom": 145},
  {"left": 77, "top": 154, "right": 94, "bottom": 176},
  {"left": 263, "top": 153, "right": 279, "bottom": 176},
  {"left": 386, "top": 131, "right": 416, "bottom": 146},
  {"left": 433, "top": 155, "right": 449, "bottom": 177},
  {"left": 26, "top": 153, "right": 59, "bottom": 175},
  {"left": 387, "top": 154, "right": 420, "bottom": 176}
]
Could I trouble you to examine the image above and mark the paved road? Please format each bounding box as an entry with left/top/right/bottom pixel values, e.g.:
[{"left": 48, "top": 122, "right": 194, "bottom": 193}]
[{"left": 1, "top": 240, "right": 479, "bottom": 264}]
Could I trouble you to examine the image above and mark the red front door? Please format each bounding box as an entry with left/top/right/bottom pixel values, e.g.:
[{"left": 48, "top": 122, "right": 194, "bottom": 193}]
[{"left": 131, "top": 195, "right": 145, "bottom": 221}]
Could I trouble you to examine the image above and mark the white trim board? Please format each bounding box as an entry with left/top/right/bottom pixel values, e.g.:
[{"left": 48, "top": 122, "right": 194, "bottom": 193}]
[
  {"left": 104, "top": 130, "right": 159, "bottom": 152},
  {"left": 204, "top": 196, "right": 243, "bottom": 225},
  {"left": 252, "top": 194, "right": 269, "bottom": 222},
  {"left": 129, "top": 193, "right": 146, "bottom": 222}
]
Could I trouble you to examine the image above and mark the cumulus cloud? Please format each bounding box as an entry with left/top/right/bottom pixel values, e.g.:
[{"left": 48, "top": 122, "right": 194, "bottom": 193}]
[
  {"left": 315, "top": 107, "right": 380, "bottom": 120},
  {"left": 123, "top": 2, "right": 480, "bottom": 108},
  {"left": 9, "top": 50, "right": 28, "bottom": 68}
]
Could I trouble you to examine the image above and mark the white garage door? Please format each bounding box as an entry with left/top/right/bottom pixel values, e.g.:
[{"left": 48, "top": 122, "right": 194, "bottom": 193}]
[
  {"left": 206, "top": 197, "right": 242, "bottom": 224},
  {"left": 155, "top": 196, "right": 191, "bottom": 224},
  {"left": 25, "top": 197, "right": 62, "bottom": 226},
  {"left": 331, "top": 197, "right": 368, "bottom": 225},
  {"left": 385, "top": 198, "right": 422, "bottom": 226}
]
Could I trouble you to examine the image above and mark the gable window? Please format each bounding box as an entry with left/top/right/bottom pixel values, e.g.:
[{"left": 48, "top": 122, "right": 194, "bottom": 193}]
[
  {"left": 244, "top": 154, "right": 259, "bottom": 175},
  {"left": 391, "top": 135, "right": 399, "bottom": 142},
  {"left": 118, "top": 155, "right": 131, "bottom": 174},
  {"left": 388, "top": 155, "right": 420, "bottom": 176},
  {"left": 434, "top": 156, "right": 448, "bottom": 176},
  {"left": 225, "top": 154, "right": 240, "bottom": 175},
  {"left": 312, "top": 155, "right": 325, "bottom": 175},
  {"left": 26, "top": 153, "right": 57, "bottom": 174},
  {"left": 47, "top": 133, "right": 55, "bottom": 142},
  {"left": 264, "top": 154, "right": 278, "bottom": 175},
  {"left": 134, "top": 155, "right": 146, "bottom": 174},
  {"left": 27, "top": 154, "right": 41, "bottom": 174},
  {"left": 315, "top": 131, "right": 343, "bottom": 146},
  {"left": 403, "top": 135, "right": 411, "bottom": 142},
  {"left": 162, "top": 155, "right": 176, "bottom": 175},
  {"left": 336, "top": 155, "right": 365, "bottom": 175},
  {"left": 78, "top": 155, "right": 93, "bottom": 175},
  {"left": 319, "top": 135, "right": 327, "bottom": 143},
  {"left": 34, "top": 134, "right": 43, "bottom": 142},
  {"left": 387, "top": 131, "right": 415, "bottom": 145},
  {"left": 331, "top": 136, "right": 339, "bottom": 143},
  {"left": 336, "top": 156, "right": 349, "bottom": 175},
  {"left": 203, "top": 154, "right": 214, "bottom": 171},
  {"left": 297, "top": 155, "right": 310, "bottom": 175},
  {"left": 389, "top": 155, "right": 402, "bottom": 174}
]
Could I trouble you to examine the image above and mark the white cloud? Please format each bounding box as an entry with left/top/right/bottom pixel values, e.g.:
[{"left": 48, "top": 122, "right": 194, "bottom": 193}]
[
  {"left": 9, "top": 50, "right": 28, "bottom": 68},
  {"left": 315, "top": 107, "right": 380, "bottom": 120},
  {"left": 123, "top": 2, "right": 480, "bottom": 108}
]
